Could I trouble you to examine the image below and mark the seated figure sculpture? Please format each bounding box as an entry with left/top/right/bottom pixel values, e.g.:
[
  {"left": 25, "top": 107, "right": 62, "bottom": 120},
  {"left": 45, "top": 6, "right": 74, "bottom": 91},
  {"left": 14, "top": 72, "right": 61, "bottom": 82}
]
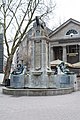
[
  {"left": 55, "top": 62, "right": 72, "bottom": 75},
  {"left": 12, "top": 64, "right": 24, "bottom": 75},
  {"left": 10, "top": 64, "right": 27, "bottom": 88}
]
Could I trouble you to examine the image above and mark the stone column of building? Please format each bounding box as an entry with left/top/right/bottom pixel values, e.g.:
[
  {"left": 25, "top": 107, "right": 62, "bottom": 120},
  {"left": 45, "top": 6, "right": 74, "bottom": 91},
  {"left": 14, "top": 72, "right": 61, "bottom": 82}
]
[
  {"left": 78, "top": 44, "right": 80, "bottom": 62},
  {"left": 49, "top": 42, "right": 51, "bottom": 67},
  {"left": 62, "top": 45, "right": 67, "bottom": 62},
  {"left": 50, "top": 47, "right": 54, "bottom": 62},
  {"left": 78, "top": 44, "right": 80, "bottom": 74}
]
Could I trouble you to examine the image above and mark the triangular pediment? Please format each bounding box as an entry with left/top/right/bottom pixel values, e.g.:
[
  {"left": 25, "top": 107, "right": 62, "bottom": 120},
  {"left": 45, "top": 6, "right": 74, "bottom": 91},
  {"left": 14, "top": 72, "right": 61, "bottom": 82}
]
[{"left": 49, "top": 18, "right": 80, "bottom": 40}]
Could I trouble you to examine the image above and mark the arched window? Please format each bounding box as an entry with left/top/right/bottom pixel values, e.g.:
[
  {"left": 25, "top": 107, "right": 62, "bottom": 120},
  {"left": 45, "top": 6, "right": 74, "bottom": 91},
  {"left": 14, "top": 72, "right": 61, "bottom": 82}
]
[{"left": 66, "top": 29, "right": 78, "bottom": 35}]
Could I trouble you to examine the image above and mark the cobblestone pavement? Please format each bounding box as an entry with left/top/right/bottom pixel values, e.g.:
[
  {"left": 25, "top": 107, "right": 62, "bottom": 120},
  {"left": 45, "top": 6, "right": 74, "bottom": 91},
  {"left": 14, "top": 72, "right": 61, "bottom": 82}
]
[{"left": 0, "top": 87, "right": 80, "bottom": 120}]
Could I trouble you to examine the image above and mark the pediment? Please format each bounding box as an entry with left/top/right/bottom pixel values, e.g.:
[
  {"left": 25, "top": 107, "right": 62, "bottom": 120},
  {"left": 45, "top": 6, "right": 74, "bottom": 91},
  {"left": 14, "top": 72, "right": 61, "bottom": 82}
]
[{"left": 49, "top": 18, "right": 80, "bottom": 40}]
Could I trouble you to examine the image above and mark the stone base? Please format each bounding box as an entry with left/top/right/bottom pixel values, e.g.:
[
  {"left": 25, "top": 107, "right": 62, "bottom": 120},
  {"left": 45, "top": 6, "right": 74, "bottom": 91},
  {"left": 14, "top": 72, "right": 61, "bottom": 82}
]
[{"left": 2, "top": 87, "right": 74, "bottom": 96}]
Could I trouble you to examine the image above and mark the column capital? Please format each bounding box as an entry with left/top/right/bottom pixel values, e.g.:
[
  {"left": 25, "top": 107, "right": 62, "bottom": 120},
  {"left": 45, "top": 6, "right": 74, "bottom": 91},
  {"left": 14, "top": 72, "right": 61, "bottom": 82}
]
[{"left": 61, "top": 45, "right": 66, "bottom": 47}]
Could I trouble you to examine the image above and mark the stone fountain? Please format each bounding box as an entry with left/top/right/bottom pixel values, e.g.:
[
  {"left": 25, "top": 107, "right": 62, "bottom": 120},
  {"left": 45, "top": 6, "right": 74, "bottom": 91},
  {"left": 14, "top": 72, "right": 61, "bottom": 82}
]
[{"left": 2, "top": 17, "right": 77, "bottom": 96}]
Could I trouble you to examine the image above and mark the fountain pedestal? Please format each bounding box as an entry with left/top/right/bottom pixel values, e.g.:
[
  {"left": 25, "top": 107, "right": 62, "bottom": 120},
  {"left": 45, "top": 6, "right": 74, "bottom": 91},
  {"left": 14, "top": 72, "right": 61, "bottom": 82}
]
[{"left": 25, "top": 20, "right": 55, "bottom": 88}]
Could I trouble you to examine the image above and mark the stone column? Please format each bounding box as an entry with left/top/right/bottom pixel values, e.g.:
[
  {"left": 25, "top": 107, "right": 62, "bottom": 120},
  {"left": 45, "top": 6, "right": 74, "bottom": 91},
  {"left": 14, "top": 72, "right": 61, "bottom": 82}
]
[
  {"left": 30, "top": 40, "right": 34, "bottom": 70},
  {"left": 78, "top": 44, "right": 80, "bottom": 75},
  {"left": 50, "top": 47, "right": 54, "bottom": 62},
  {"left": 62, "top": 45, "right": 67, "bottom": 62},
  {"left": 78, "top": 44, "right": 80, "bottom": 62},
  {"left": 49, "top": 42, "right": 51, "bottom": 67},
  {"left": 42, "top": 39, "right": 47, "bottom": 69}
]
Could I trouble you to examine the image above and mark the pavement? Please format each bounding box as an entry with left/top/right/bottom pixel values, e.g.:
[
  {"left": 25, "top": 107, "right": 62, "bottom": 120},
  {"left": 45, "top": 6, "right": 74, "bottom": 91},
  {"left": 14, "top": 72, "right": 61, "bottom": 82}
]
[{"left": 0, "top": 86, "right": 80, "bottom": 120}]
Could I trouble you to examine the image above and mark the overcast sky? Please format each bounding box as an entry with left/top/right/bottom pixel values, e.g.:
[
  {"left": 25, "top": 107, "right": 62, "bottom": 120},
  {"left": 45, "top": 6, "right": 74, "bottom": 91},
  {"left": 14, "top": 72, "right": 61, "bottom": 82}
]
[
  {"left": 3, "top": 0, "right": 80, "bottom": 55},
  {"left": 49, "top": 0, "right": 80, "bottom": 29}
]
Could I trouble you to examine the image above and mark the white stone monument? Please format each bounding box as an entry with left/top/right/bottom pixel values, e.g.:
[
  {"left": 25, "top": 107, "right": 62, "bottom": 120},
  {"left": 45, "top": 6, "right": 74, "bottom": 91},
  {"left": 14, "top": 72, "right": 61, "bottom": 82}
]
[{"left": 27, "top": 17, "right": 54, "bottom": 88}]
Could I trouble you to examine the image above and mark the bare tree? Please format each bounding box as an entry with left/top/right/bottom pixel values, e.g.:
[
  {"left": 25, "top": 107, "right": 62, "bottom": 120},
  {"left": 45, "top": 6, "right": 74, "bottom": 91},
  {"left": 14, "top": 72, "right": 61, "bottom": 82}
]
[{"left": 0, "top": 0, "right": 55, "bottom": 83}]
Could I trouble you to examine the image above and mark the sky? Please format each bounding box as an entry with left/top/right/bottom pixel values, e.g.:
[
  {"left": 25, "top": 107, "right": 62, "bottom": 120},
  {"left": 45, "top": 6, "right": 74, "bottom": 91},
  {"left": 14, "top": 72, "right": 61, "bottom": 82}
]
[
  {"left": 49, "top": 0, "right": 80, "bottom": 29},
  {"left": 3, "top": 0, "right": 80, "bottom": 56}
]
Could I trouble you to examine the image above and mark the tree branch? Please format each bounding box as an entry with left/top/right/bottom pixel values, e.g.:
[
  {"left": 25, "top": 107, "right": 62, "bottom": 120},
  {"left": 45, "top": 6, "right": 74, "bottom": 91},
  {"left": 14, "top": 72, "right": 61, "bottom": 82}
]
[
  {"left": 3, "top": 3, "right": 10, "bottom": 56},
  {"left": 6, "top": 0, "right": 22, "bottom": 30}
]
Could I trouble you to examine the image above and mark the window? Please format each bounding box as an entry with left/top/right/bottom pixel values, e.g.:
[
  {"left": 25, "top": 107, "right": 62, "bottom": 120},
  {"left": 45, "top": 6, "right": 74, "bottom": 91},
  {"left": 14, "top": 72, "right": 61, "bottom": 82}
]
[
  {"left": 66, "top": 29, "right": 78, "bottom": 35},
  {"left": 66, "top": 45, "right": 79, "bottom": 54}
]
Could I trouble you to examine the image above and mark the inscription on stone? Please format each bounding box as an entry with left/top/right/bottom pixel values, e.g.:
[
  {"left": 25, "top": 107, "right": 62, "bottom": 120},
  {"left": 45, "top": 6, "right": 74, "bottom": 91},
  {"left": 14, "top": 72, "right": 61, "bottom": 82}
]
[{"left": 34, "top": 40, "right": 41, "bottom": 70}]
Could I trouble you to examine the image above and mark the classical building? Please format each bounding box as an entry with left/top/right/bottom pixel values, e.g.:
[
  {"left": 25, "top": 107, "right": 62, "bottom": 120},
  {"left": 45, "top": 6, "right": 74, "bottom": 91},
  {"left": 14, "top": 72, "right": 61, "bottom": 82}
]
[
  {"left": 49, "top": 18, "right": 80, "bottom": 64},
  {"left": 14, "top": 35, "right": 32, "bottom": 69}
]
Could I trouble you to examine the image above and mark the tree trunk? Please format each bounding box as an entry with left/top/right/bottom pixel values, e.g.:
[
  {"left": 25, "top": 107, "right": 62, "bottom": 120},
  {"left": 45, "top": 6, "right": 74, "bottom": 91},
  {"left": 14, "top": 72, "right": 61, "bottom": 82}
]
[{"left": 3, "top": 55, "right": 13, "bottom": 84}]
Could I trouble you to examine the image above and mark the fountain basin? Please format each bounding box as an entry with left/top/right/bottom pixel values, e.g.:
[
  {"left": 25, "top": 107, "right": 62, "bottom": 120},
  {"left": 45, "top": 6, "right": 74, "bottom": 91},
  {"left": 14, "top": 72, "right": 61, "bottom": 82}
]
[{"left": 2, "top": 87, "right": 74, "bottom": 96}]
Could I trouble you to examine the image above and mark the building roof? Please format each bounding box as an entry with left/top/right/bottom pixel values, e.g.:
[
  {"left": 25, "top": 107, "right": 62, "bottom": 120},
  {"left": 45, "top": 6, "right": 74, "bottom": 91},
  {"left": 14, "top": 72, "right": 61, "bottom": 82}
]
[{"left": 49, "top": 18, "right": 80, "bottom": 38}]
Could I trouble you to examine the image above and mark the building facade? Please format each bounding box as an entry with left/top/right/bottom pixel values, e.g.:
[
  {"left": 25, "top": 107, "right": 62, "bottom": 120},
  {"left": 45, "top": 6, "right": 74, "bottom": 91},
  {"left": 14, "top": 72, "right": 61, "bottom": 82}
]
[
  {"left": 49, "top": 18, "right": 80, "bottom": 64},
  {"left": 15, "top": 34, "right": 31, "bottom": 69}
]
